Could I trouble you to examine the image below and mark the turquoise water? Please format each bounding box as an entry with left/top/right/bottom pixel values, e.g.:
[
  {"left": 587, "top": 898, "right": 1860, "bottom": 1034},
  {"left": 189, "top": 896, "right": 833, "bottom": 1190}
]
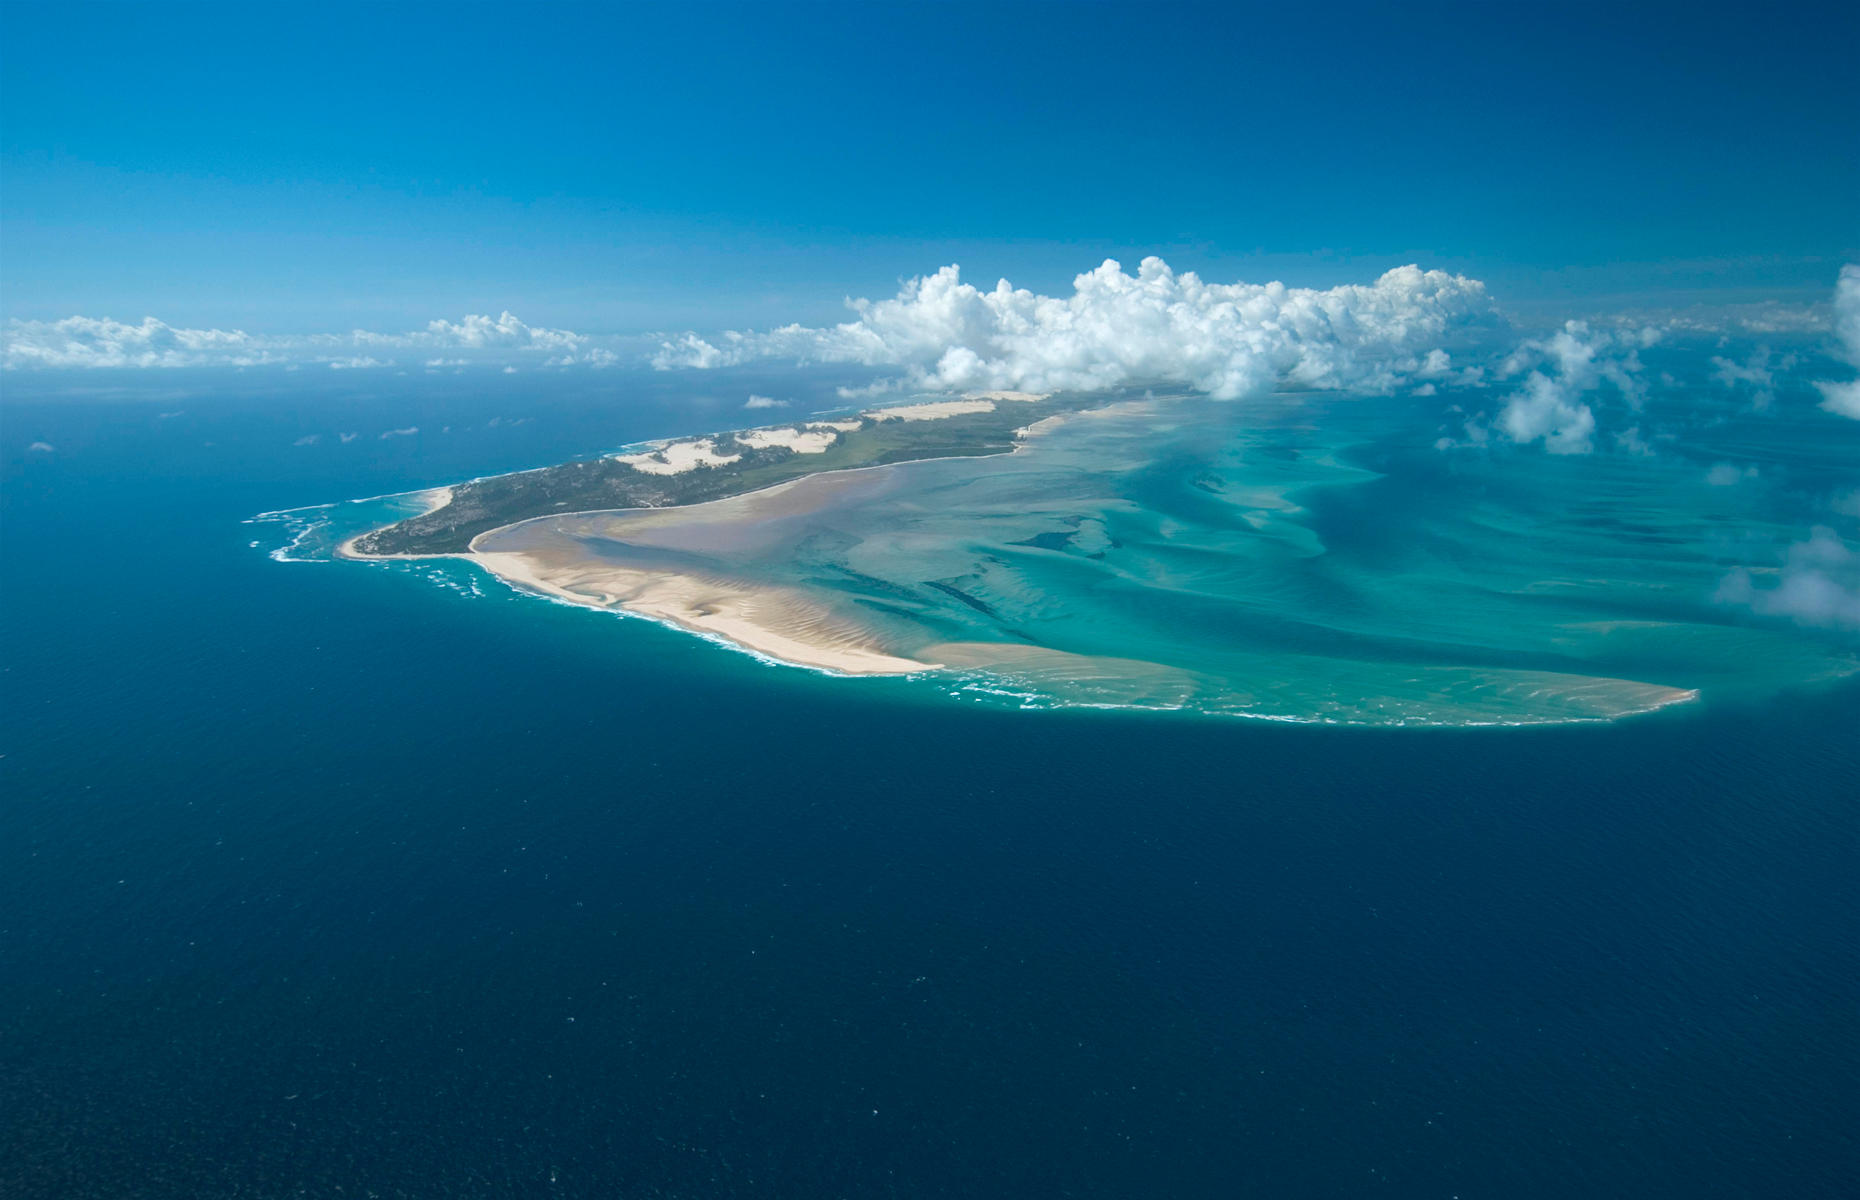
[{"left": 358, "top": 392, "right": 1860, "bottom": 725}]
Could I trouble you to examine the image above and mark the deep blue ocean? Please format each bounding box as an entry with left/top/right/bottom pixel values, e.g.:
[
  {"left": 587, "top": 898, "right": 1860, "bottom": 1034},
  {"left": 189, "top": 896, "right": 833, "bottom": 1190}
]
[{"left": 4, "top": 371, "right": 1856, "bottom": 1198}]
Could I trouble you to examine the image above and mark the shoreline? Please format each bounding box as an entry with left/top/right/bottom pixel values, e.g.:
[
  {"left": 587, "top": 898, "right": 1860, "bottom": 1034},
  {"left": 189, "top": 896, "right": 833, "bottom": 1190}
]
[
  {"left": 334, "top": 486, "right": 454, "bottom": 560},
  {"left": 468, "top": 547, "right": 937, "bottom": 677}
]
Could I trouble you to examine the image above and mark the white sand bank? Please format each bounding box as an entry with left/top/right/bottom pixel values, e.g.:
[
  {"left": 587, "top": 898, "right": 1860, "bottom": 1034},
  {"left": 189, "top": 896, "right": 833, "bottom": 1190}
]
[{"left": 469, "top": 544, "right": 935, "bottom": 676}]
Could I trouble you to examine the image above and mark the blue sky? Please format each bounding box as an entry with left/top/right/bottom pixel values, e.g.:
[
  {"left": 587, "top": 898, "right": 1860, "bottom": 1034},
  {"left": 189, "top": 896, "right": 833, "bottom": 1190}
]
[{"left": 4, "top": 0, "right": 1856, "bottom": 335}]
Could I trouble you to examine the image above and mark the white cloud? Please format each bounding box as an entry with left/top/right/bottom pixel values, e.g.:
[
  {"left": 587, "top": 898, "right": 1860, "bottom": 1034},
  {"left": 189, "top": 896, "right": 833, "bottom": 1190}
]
[
  {"left": 4, "top": 311, "right": 603, "bottom": 370},
  {"left": 1831, "top": 489, "right": 1860, "bottom": 519},
  {"left": 412, "top": 311, "right": 582, "bottom": 352},
  {"left": 379, "top": 426, "right": 418, "bottom": 439},
  {"left": 28, "top": 440, "right": 55, "bottom": 453},
  {"left": 1496, "top": 370, "right": 1598, "bottom": 454},
  {"left": 1, "top": 316, "right": 268, "bottom": 368},
  {"left": 744, "top": 394, "right": 787, "bottom": 409},
  {"left": 1709, "top": 347, "right": 1784, "bottom": 410},
  {"left": 653, "top": 259, "right": 1499, "bottom": 400},
  {"left": 293, "top": 434, "right": 321, "bottom": 447},
  {"left": 1477, "top": 321, "right": 1656, "bottom": 455},
  {"left": 1717, "top": 527, "right": 1860, "bottom": 629},
  {"left": 545, "top": 347, "right": 620, "bottom": 368},
  {"left": 1813, "top": 265, "right": 1860, "bottom": 419},
  {"left": 338, "top": 432, "right": 359, "bottom": 443},
  {"left": 656, "top": 332, "right": 730, "bottom": 369},
  {"left": 1710, "top": 350, "right": 1773, "bottom": 390}
]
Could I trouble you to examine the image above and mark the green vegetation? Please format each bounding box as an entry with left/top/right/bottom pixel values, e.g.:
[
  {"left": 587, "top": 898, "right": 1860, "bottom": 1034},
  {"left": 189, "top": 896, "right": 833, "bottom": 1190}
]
[{"left": 353, "top": 395, "right": 1098, "bottom": 556}]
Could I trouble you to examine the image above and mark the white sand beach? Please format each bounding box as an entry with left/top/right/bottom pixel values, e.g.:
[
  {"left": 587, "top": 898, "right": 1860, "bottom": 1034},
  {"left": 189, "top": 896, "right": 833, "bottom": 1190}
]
[{"left": 468, "top": 540, "right": 935, "bottom": 676}]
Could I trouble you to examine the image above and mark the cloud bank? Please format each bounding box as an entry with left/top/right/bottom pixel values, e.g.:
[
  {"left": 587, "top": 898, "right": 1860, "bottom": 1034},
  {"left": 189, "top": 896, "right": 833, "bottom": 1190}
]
[
  {"left": 2, "top": 311, "right": 601, "bottom": 370},
  {"left": 1, "top": 316, "right": 269, "bottom": 369},
  {"left": 653, "top": 259, "right": 1499, "bottom": 400},
  {"left": 1813, "top": 265, "right": 1860, "bottom": 419}
]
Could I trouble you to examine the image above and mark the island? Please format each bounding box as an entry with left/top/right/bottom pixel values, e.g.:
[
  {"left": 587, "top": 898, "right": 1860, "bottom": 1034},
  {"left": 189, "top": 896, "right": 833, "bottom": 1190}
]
[
  {"left": 351, "top": 390, "right": 1084, "bottom": 557},
  {"left": 321, "top": 384, "right": 1782, "bottom": 725}
]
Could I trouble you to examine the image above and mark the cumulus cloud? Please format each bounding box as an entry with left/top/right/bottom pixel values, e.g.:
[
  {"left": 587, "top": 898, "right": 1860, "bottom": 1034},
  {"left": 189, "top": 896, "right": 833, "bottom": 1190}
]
[
  {"left": 413, "top": 311, "right": 581, "bottom": 352},
  {"left": 1, "top": 316, "right": 268, "bottom": 368},
  {"left": 1813, "top": 265, "right": 1860, "bottom": 419},
  {"left": 743, "top": 394, "right": 787, "bottom": 409},
  {"left": 1472, "top": 321, "right": 1658, "bottom": 455},
  {"left": 4, "top": 311, "right": 601, "bottom": 370},
  {"left": 1717, "top": 527, "right": 1860, "bottom": 630},
  {"left": 1705, "top": 462, "right": 1758, "bottom": 486},
  {"left": 28, "top": 441, "right": 55, "bottom": 453},
  {"left": 653, "top": 259, "right": 1499, "bottom": 400},
  {"left": 293, "top": 434, "right": 321, "bottom": 447},
  {"left": 379, "top": 426, "right": 418, "bottom": 439}
]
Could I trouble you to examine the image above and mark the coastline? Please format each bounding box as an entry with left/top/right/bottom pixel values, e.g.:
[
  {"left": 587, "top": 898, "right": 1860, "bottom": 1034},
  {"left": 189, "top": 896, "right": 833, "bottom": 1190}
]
[{"left": 335, "top": 486, "right": 455, "bottom": 560}]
